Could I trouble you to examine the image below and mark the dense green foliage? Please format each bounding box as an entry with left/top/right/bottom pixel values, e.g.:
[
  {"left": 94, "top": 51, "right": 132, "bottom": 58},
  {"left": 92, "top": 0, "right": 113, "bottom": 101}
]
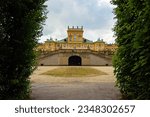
[
  {"left": 112, "top": 0, "right": 150, "bottom": 99},
  {"left": 0, "top": 0, "right": 47, "bottom": 99}
]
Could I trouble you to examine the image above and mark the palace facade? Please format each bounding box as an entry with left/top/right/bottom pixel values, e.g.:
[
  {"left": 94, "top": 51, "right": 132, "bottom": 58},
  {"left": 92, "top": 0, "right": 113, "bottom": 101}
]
[{"left": 37, "top": 26, "right": 117, "bottom": 54}]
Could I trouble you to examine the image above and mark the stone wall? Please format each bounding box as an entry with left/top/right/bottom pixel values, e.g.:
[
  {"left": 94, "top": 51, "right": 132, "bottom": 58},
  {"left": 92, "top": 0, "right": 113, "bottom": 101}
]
[{"left": 38, "top": 52, "right": 112, "bottom": 66}]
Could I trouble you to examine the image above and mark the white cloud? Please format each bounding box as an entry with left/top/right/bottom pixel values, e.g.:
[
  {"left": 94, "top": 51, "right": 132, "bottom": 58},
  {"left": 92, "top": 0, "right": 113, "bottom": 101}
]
[
  {"left": 97, "top": 0, "right": 113, "bottom": 7},
  {"left": 40, "top": 0, "right": 116, "bottom": 43},
  {"left": 84, "top": 28, "right": 115, "bottom": 44}
]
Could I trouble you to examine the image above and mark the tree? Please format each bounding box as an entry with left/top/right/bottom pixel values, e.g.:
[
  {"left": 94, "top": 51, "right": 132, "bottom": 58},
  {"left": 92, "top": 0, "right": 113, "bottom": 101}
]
[
  {"left": 112, "top": 0, "right": 150, "bottom": 99},
  {"left": 0, "top": 0, "right": 47, "bottom": 99}
]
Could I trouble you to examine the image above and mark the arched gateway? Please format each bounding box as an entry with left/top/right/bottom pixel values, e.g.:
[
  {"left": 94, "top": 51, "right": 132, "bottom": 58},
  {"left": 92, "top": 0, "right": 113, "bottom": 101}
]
[{"left": 68, "top": 56, "right": 82, "bottom": 66}]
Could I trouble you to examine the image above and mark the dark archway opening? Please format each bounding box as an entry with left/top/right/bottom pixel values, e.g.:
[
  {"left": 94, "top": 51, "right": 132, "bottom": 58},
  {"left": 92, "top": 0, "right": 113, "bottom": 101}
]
[{"left": 68, "top": 56, "right": 82, "bottom": 66}]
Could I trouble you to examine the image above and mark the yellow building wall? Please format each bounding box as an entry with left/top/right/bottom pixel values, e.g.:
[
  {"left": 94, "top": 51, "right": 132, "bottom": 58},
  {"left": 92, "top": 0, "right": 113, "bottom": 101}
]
[
  {"left": 67, "top": 26, "right": 83, "bottom": 43},
  {"left": 37, "top": 27, "right": 118, "bottom": 53}
]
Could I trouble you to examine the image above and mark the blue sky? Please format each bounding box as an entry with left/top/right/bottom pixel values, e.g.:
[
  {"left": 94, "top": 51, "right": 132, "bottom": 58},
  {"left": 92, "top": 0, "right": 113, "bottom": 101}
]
[{"left": 40, "top": 0, "right": 116, "bottom": 43}]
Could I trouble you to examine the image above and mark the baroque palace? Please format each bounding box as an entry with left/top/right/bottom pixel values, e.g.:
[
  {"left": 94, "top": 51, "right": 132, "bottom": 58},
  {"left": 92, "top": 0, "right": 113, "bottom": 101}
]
[{"left": 37, "top": 26, "right": 117, "bottom": 66}]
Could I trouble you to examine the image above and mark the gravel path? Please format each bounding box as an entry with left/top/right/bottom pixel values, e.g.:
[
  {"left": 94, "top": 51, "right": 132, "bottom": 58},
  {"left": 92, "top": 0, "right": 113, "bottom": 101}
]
[{"left": 30, "top": 66, "right": 121, "bottom": 100}]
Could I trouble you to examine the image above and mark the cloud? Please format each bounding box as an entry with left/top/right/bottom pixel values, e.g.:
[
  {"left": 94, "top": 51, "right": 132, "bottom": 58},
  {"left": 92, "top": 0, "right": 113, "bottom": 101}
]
[{"left": 40, "top": 0, "right": 116, "bottom": 43}]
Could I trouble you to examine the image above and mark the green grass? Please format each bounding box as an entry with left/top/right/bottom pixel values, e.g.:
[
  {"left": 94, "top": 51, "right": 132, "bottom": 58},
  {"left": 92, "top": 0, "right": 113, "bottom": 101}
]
[{"left": 41, "top": 67, "right": 107, "bottom": 77}]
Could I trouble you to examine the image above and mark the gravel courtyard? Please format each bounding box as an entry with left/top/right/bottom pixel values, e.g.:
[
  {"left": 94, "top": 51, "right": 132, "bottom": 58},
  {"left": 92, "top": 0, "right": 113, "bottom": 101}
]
[{"left": 30, "top": 66, "right": 121, "bottom": 100}]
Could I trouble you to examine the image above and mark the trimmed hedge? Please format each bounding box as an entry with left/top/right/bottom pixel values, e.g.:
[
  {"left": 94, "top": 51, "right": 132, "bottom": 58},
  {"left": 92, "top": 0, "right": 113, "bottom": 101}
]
[
  {"left": 112, "top": 0, "right": 150, "bottom": 99},
  {"left": 0, "top": 0, "right": 47, "bottom": 99}
]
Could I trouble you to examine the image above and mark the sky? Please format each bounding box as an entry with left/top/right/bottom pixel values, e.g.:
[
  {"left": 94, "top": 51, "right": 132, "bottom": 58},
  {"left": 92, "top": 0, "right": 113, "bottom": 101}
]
[{"left": 39, "top": 0, "right": 116, "bottom": 43}]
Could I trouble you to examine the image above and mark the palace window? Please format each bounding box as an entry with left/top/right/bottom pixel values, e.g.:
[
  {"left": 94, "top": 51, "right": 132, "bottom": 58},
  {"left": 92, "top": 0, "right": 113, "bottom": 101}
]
[
  {"left": 74, "top": 34, "right": 76, "bottom": 41},
  {"left": 69, "top": 35, "right": 72, "bottom": 41}
]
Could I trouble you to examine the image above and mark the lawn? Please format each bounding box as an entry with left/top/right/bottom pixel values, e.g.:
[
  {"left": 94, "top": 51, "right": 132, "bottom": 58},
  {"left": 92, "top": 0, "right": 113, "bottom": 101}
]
[{"left": 41, "top": 67, "right": 107, "bottom": 77}]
